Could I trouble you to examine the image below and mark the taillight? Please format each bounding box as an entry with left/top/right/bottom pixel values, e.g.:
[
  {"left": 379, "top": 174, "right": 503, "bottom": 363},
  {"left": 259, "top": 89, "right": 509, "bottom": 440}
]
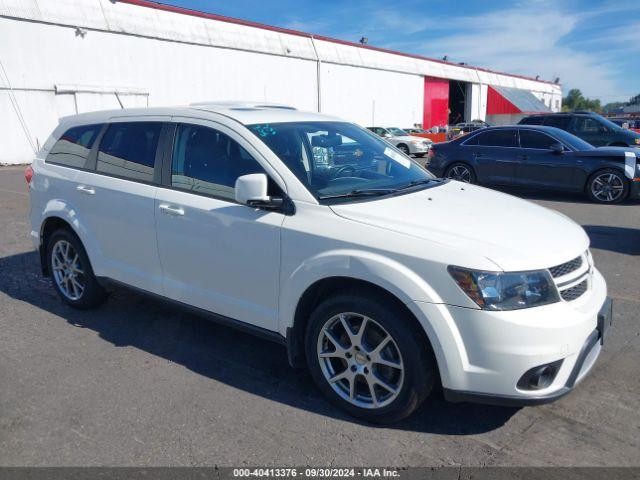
[{"left": 25, "top": 165, "right": 34, "bottom": 186}]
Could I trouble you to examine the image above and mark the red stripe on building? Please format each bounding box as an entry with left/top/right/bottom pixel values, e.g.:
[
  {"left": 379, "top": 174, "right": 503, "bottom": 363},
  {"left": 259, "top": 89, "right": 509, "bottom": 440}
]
[{"left": 486, "top": 86, "right": 521, "bottom": 115}]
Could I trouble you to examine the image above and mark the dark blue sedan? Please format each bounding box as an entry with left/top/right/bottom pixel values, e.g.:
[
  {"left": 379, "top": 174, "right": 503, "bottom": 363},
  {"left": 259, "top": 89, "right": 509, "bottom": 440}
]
[{"left": 427, "top": 125, "right": 640, "bottom": 203}]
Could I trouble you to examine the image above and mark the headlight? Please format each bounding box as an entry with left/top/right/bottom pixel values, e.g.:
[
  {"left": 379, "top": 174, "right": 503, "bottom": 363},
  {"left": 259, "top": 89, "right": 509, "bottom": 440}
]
[
  {"left": 448, "top": 266, "right": 559, "bottom": 310},
  {"left": 410, "top": 140, "right": 422, "bottom": 145}
]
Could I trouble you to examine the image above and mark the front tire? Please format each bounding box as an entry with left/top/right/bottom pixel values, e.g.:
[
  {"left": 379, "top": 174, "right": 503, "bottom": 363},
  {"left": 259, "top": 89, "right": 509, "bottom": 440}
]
[
  {"left": 445, "top": 162, "right": 476, "bottom": 183},
  {"left": 47, "top": 228, "right": 108, "bottom": 309},
  {"left": 305, "top": 292, "right": 436, "bottom": 424},
  {"left": 587, "top": 169, "right": 628, "bottom": 204},
  {"left": 397, "top": 144, "right": 410, "bottom": 155}
]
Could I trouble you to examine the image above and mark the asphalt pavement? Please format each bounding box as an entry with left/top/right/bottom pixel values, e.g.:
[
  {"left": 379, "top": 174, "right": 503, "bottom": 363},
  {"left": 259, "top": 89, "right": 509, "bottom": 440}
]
[{"left": 0, "top": 165, "right": 638, "bottom": 466}]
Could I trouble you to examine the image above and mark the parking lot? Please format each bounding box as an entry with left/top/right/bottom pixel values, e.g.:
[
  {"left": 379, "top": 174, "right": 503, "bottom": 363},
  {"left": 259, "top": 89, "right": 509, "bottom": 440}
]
[{"left": 0, "top": 164, "right": 638, "bottom": 467}]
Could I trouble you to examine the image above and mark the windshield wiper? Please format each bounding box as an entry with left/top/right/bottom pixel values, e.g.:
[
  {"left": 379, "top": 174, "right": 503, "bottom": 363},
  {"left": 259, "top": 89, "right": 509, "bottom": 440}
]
[
  {"left": 319, "top": 188, "right": 398, "bottom": 200},
  {"left": 395, "top": 178, "right": 440, "bottom": 191}
]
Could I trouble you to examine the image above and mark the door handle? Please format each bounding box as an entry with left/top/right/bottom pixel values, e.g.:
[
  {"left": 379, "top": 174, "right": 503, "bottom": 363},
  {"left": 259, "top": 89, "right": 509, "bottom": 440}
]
[
  {"left": 76, "top": 185, "right": 95, "bottom": 195},
  {"left": 159, "top": 204, "right": 185, "bottom": 216}
]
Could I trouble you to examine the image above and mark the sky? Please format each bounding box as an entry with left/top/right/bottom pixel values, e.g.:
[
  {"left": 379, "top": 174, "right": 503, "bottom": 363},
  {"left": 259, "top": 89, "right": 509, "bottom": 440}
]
[{"left": 155, "top": 0, "right": 639, "bottom": 103}]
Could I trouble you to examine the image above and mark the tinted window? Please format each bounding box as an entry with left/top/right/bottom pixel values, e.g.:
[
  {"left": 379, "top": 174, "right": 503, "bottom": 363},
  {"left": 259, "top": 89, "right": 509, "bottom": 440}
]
[
  {"left": 519, "top": 130, "right": 557, "bottom": 149},
  {"left": 171, "top": 124, "right": 266, "bottom": 201},
  {"left": 574, "top": 117, "right": 602, "bottom": 133},
  {"left": 519, "top": 116, "right": 544, "bottom": 125},
  {"left": 543, "top": 116, "right": 571, "bottom": 130},
  {"left": 475, "top": 130, "right": 518, "bottom": 147},
  {"left": 97, "top": 122, "right": 162, "bottom": 182},
  {"left": 46, "top": 124, "right": 102, "bottom": 168}
]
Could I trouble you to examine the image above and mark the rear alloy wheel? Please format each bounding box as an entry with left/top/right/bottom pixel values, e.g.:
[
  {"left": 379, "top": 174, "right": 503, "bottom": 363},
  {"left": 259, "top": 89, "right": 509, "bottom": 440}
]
[
  {"left": 588, "top": 169, "right": 628, "bottom": 204},
  {"left": 445, "top": 162, "right": 476, "bottom": 183},
  {"left": 397, "top": 144, "right": 410, "bottom": 155},
  {"left": 47, "top": 229, "right": 108, "bottom": 309}
]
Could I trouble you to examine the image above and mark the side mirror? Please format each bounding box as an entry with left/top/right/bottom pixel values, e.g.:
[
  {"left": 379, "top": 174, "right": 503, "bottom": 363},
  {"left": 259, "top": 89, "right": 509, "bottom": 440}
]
[
  {"left": 550, "top": 143, "right": 565, "bottom": 154},
  {"left": 235, "top": 173, "right": 284, "bottom": 210}
]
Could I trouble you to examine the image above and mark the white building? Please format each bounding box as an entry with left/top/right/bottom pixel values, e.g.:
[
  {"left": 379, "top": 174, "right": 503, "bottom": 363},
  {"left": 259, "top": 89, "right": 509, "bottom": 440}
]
[{"left": 0, "top": 0, "right": 562, "bottom": 165}]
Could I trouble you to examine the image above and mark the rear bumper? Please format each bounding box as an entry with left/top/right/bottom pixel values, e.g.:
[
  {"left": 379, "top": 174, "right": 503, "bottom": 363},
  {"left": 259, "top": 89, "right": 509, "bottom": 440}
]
[{"left": 442, "top": 297, "right": 612, "bottom": 407}]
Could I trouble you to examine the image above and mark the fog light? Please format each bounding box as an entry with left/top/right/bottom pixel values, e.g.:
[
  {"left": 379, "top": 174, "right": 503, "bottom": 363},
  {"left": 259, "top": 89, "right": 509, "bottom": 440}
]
[{"left": 517, "top": 360, "right": 563, "bottom": 390}]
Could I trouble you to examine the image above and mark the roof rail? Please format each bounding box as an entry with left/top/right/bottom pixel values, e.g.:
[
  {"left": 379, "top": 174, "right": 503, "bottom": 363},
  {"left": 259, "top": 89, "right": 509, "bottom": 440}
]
[{"left": 190, "top": 101, "right": 297, "bottom": 110}]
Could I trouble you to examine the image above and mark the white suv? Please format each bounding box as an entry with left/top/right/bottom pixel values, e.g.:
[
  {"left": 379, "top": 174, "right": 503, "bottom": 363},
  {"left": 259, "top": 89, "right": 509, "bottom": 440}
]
[{"left": 27, "top": 102, "right": 612, "bottom": 423}]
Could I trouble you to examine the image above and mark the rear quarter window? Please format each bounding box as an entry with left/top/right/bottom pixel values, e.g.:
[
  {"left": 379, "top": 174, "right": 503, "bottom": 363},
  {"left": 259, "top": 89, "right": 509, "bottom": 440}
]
[
  {"left": 543, "top": 116, "right": 572, "bottom": 130},
  {"left": 46, "top": 124, "right": 103, "bottom": 168},
  {"left": 519, "top": 116, "right": 544, "bottom": 125}
]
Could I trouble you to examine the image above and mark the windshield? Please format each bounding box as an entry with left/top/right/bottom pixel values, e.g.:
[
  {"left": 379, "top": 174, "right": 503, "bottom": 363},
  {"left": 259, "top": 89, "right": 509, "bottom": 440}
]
[
  {"left": 387, "top": 127, "right": 409, "bottom": 136},
  {"left": 248, "top": 121, "right": 436, "bottom": 202}
]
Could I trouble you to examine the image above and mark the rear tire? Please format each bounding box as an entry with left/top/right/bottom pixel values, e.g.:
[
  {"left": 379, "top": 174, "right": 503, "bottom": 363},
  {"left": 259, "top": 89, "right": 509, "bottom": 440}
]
[
  {"left": 46, "top": 228, "right": 108, "bottom": 309},
  {"left": 445, "top": 162, "right": 476, "bottom": 184},
  {"left": 586, "top": 168, "right": 628, "bottom": 204},
  {"left": 305, "top": 291, "right": 436, "bottom": 424}
]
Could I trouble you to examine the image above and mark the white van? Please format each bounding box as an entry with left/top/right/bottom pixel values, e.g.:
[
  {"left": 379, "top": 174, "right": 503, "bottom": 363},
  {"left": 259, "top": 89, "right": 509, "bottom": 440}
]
[{"left": 27, "top": 102, "right": 612, "bottom": 423}]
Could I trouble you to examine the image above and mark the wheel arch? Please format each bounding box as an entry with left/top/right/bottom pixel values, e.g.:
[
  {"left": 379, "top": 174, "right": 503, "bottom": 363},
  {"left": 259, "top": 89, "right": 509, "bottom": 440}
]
[
  {"left": 39, "top": 216, "right": 74, "bottom": 276},
  {"left": 584, "top": 166, "right": 628, "bottom": 193},
  {"left": 285, "top": 276, "right": 440, "bottom": 381}
]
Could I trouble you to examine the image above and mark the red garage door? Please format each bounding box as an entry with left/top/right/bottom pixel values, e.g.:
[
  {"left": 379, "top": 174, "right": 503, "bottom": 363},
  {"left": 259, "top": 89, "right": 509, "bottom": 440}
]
[{"left": 423, "top": 76, "right": 449, "bottom": 129}]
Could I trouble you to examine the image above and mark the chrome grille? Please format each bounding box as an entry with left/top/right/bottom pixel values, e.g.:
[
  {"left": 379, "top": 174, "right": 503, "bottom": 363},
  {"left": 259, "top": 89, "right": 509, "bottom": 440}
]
[
  {"left": 549, "top": 256, "right": 583, "bottom": 278},
  {"left": 560, "top": 280, "right": 588, "bottom": 301}
]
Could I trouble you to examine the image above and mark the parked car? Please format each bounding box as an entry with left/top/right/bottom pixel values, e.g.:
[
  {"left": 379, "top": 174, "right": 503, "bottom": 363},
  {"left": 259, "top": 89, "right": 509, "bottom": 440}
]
[
  {"left": 428, "top": 125, "right": 640, "bottom": 203},
  {"left": 366, "top": 127, "right": 432, "bottom": 157},
  {"left": 519, "top": 111, "right": 640, "bottom": 147},
  {"left": 608, "top": 118, "right": 640, "bottom": 134},
  {"left": 28, "top": 103, "right": 611, "bottom": 423},
  {"left": 404, "top": 128, "right": 447, "bottom": 144}
]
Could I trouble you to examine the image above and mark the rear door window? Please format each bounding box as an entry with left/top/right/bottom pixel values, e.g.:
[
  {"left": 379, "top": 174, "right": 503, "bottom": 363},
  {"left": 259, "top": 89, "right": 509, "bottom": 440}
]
[
  {"left": 97, "top": 122, "right": 162, "bottom": 182},
  {"left": 519, "top": 116, "right": 544, "bottom": 125},
  {"left": 543, "top": 116, "right": 572, "bottom": 130},
  {"left": 574, "top": 117, "right": 602, "bottom": 133},
  {"left": 518, "top": 130, "right": 557, "bottom": 149},
  {"left": 475, "top": 130, "right": 518, "bottom": 147},
  {"left": 46, "top": 124, "right": 103, "bottom": 168}
]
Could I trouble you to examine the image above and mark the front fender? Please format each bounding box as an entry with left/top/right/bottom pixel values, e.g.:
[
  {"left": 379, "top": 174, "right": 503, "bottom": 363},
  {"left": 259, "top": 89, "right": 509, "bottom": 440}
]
[{"left": 278, "top": 249, "right": 444, "bottom": 337}]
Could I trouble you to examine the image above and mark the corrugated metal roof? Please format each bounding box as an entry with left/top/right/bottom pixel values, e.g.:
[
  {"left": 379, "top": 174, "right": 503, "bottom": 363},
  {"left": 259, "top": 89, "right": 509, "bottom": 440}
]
[
  {"left": 0, "top": 0, "right": 562, "bottom": 94},
  {"left": 492, "top": 86, "right": 551, "bottom": 113}
]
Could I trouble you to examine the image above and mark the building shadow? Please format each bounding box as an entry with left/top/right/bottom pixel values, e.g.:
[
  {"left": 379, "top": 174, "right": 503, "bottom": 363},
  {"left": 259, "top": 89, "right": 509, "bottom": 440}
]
[{"left": 0, "top": 250, "right": 518, "bottom": 435}]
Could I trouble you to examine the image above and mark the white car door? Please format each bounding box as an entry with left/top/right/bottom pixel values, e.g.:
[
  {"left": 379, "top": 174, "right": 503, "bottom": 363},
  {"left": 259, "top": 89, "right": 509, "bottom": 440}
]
[
  {"left": 74, "top": 118, "right": 168, "bottom": 294},
  {"left": 154, "top": 118, "right": 285, "bottom": 331}
]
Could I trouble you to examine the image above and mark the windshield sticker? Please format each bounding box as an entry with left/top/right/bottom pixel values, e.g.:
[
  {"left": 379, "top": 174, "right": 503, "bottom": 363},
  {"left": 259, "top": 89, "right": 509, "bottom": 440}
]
[
  {"left": 624, "top": 151, "right": 637, "bottom": 179},
  {"left": 252, "top": 124, "right": 277, "bottom": 138},
  {"left": 384, "top": 147, "right": 411, "bottom": 168}
]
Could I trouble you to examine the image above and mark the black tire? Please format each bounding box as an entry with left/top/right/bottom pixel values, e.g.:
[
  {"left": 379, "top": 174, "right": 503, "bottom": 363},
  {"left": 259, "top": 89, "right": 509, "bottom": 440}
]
[
  {"left": 305, "top": 291, "right": 436, "bottom": 424},
  {"left": 586, "top": 168, "right": 629, "bottom": 204},
  {"left": 397, "top": 144, "right": 410, "bottom": 155},
  {"left": 445, "top": 162, "right": 476, "bottom": 184},
  {"left": 46, "top": 228, "right": 108, "bottom": 309}
]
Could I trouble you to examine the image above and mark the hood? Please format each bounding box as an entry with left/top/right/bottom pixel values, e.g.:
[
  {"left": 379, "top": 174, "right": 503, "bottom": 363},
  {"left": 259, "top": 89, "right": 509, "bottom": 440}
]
[
  {"left": 330, "top": 181, "right": 589, "bottom": 271},
  {"left": 584, "top": 146, "right": 640, "bottom": 157}
]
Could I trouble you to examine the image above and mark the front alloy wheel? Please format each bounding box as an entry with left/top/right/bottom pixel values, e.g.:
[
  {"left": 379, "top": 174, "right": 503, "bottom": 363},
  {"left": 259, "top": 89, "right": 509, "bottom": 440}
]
[{"left": 317, "top": 312, "right": 404, "bottom": 409}]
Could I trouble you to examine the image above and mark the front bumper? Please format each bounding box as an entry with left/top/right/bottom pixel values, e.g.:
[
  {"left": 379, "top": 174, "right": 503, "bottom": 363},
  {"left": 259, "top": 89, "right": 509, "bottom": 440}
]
[
  {"left": 629, "top": 179, "right": 640, "bottom": 199},
  {"left": 444, "top": 297, "right": 612, "bottom": 406},
  {"left": 408, "top": 268, "right": 609, "bottom": 405},
  {"left": 408, "top": 143, "right": 430, "bottom": 154}
]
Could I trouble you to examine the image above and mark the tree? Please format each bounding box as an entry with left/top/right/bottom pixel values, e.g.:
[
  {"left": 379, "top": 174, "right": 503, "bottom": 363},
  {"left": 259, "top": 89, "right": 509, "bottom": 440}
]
[
  {"left": 561, "top": 89, "right": 602, "bottom": 113},
  {"left": 629, "top": 94, "right": 640, "bottom": 105}
]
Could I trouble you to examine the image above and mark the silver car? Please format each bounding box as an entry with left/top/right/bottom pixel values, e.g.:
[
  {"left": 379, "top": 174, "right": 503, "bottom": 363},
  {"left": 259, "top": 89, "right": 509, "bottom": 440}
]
[{"left": 367, "top": 127, "right": 432, "bottom": 157}]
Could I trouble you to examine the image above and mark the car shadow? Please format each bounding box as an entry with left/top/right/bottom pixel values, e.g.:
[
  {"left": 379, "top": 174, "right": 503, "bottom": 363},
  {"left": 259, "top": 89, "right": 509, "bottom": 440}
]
[
  {"left": 0, "top": 250, "right": 518, "bottom": 435},
  {"left": 583, "top": 225, "right": 640, "bottom": 256},
  {"left": 486, "top": 185, "right": 640, "bottom": 205}
]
